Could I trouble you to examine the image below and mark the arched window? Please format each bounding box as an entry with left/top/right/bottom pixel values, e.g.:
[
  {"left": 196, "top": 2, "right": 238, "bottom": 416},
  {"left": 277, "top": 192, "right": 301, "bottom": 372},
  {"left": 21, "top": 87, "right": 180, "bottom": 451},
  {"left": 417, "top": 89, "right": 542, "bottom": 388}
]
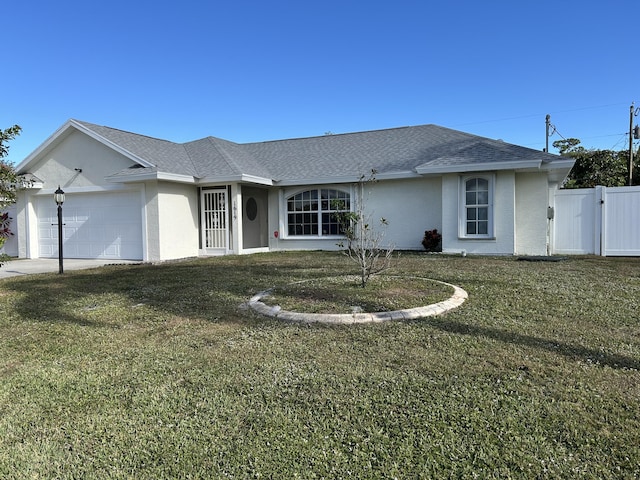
[
  {"left": 461, "top": 175, "right": 493, "bottom": 238},
  {"left": 286, "top": 188, "right": 350, "bottom": 236}
]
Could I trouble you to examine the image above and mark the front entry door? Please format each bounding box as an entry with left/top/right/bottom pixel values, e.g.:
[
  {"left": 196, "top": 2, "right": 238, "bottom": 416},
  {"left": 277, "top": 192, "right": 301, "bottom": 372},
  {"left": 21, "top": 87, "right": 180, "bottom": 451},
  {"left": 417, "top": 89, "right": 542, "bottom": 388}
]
[{"left": 201, "top": 188, "right": 229, "bottom": 254}]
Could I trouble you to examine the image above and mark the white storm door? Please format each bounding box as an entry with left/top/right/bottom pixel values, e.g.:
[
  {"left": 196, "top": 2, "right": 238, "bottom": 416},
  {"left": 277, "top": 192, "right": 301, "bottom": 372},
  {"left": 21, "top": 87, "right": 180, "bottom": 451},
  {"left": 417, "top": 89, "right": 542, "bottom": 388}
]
[{"left": 201, "top": 189, "right": 228, "bottom": 253}]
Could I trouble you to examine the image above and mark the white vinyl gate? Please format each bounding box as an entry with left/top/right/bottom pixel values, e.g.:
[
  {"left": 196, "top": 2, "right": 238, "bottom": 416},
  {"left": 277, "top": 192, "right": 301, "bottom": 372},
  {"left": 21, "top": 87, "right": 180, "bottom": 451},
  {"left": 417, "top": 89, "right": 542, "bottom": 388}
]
[{"left": 553, "top": 186, "right": 640, "bottom": 256}]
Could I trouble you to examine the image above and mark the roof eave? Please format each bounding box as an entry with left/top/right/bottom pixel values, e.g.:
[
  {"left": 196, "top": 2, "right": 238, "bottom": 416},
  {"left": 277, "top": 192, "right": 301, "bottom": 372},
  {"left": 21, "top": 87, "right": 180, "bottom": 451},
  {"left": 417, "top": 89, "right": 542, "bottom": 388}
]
[
  {"left": 541, "top": 158, "right": 576, "bottom": 183},
  {"left": 15, "top": 119, "right": 156, "bottom": 174},
  {"left": 416, "top": 160, "right": 543, "bottom": 175},
  {"left": 106, "top": 171, "right": 197, "bottom": 184},
  {"left": 540, "top": 158, "right": 576, "bottom": 171},
  {"left": 274, "top": 171, "right": 422, "bottom": 186},
  {"left": 275, "top": 175, "right": 364, "bottom": 186},
  {"left": 197, "top": 174, "right": 273, "bottom": 186}
]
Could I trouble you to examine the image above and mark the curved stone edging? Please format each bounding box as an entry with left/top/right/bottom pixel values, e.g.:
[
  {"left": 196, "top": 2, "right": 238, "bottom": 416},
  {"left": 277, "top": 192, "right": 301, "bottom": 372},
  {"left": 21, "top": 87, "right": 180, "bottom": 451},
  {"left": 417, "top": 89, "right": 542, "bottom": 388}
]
[{"left": 247, "top": 279, "right": 468, "bottom": 324}]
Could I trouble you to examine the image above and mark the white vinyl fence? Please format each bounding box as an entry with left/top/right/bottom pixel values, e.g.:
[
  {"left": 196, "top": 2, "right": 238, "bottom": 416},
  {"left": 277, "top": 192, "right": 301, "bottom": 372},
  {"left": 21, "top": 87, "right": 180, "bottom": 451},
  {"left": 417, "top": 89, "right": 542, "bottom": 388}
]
[{"left": 553, "top": 186, "right": 640, "bottom": 256}]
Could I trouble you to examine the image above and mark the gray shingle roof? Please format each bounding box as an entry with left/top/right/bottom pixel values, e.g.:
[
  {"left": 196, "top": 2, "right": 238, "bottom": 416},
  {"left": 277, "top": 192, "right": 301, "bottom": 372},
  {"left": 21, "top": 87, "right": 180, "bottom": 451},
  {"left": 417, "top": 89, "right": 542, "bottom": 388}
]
[
  {"left": 184, "top": 137, "right": 273, "bottom": 180},
  {"left": 75, "top": 120, "right": 200, "bottom": 177},
  {"left": 74, "top": 120, "right": 566, "bottom": 184}
]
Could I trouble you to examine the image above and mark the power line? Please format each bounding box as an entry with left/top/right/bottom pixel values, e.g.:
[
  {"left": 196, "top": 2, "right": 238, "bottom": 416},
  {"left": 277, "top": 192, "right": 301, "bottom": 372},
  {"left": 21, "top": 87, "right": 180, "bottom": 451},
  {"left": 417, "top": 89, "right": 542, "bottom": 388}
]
[
  {"left": 453, "top": 102, "right": 632, "bottom": 152},
  {"left": 609, "top": 133, "right": 629, "bottom": 151},
  {"left": 550, "top": 102, "right": 629, "bottom": 115},
  {"left": 451, "top": 102, "right": 629, "bottom": 129}
]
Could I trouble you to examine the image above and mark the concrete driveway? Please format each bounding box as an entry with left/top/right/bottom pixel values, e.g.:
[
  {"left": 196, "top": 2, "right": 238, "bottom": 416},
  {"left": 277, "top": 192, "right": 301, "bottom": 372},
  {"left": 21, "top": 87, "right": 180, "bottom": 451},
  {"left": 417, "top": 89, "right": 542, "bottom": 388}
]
[{"left": 0, "top": 258, "right": 142, "bottom": 279}]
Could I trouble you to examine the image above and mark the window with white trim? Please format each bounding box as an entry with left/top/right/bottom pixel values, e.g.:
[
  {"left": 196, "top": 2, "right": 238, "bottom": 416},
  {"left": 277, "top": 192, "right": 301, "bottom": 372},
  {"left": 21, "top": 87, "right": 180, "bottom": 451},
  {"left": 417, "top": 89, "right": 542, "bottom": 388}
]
[
  {"left": 461, "top": 175, "right": 494, "bottom": 238},
  {"left": 286, "top": 188, "right": 350, "bottom": 236}
]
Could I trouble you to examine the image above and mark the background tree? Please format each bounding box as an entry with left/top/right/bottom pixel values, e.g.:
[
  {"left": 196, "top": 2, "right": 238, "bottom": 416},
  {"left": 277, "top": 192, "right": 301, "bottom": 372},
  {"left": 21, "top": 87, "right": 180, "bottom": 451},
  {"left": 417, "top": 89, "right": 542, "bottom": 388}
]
[
  {"left": 1, "top": 124, "right": 21, "bottom": 266},
  {"left": 1, "top": 125, "right": 21, "bottom": 208},
  {"left": 553, "top": 138, "right": 584, "bottom": 156},
  {"left": 554, "top": 138, "right": 638, "bottom": 188}
]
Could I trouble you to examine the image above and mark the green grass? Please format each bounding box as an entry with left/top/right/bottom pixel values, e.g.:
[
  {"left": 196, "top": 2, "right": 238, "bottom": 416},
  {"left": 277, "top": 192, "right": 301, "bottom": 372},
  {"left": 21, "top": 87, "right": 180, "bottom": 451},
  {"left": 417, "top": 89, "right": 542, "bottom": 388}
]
[{"left": 0, "top": 252, "right": 639, "bottom": 479}]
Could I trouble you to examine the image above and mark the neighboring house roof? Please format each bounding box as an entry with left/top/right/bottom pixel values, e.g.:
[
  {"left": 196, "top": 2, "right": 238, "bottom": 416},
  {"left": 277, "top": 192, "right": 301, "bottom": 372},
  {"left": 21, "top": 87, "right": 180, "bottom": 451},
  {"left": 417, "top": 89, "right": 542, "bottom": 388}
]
[{"left": 16, "top": 119, "right": 575, "bottom": 186}]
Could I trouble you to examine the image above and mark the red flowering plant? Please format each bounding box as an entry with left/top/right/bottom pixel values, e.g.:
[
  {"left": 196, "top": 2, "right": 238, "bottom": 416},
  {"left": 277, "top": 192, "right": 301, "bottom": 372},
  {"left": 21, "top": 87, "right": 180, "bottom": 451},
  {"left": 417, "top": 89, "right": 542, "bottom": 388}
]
[
  {"left": 0, "top": 211, "right": 12, "bottom": 240},
  {"left": 421, "top": 229, "right": 442, "bottom": 252},
  {"left": 0, "top": 212, "right": 12, "bottom": 266}
]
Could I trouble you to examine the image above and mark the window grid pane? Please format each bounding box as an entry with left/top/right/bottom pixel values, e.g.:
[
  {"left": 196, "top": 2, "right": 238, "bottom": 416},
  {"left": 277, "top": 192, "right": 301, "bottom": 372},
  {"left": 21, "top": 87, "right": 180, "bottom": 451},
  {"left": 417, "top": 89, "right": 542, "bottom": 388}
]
[
  {"left": 464, "top": 178, "right": 490, "bottom": 236},
  {"left": 287, "top": 188, "right": 350, "bottom": 236}
]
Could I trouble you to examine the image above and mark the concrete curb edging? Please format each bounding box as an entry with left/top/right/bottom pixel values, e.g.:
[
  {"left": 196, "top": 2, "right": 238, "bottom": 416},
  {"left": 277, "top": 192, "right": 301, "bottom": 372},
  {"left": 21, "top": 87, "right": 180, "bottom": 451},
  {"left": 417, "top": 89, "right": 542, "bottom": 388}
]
[{"left": 247, "top": 279, "right": 468, "bottom": 324}]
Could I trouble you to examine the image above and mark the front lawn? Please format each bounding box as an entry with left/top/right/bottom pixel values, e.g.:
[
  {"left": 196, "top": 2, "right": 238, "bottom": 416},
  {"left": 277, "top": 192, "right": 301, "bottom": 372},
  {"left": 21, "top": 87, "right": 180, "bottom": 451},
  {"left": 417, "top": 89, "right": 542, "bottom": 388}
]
[{"left": 0, "top": 252, "right": 638, "bottom": 478}]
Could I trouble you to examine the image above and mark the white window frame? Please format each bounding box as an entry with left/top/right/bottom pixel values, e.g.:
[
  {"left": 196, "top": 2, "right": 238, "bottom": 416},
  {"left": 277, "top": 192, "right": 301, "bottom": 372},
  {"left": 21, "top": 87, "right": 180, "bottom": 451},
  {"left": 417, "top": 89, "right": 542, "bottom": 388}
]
[
  {"left": 459, "top": 174, "right": 495, "bottom": 239},
  {"left": 282, "top": 186, "right": 352, "bottom": 238}
]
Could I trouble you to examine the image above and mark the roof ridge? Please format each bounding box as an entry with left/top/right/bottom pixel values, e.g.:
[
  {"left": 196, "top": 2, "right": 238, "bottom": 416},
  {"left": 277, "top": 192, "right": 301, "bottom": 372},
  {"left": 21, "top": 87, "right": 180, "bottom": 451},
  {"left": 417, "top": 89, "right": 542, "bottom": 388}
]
[
  {"left": 241, "top": 124, "right": 431, "bottom": 146},
  {"left": 179, "top": 142, "right": 202, "bottom": 178},
  {"left": 203, "top": 137, "right": 245, "bottom": 174}
]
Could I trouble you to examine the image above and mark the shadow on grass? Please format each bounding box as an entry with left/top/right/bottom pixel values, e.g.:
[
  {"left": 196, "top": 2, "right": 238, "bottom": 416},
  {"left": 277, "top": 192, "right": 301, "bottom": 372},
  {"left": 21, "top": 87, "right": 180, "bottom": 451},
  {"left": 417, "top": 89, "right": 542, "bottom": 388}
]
[
  {"left": 0, "top": 257, "right": 316, "bottom": 327},
  {"left": 3, "top": 253, "right": 638, "bottom": 373},
  {"left": 425, "top": 316, "right": 640, "bottom": 371}
]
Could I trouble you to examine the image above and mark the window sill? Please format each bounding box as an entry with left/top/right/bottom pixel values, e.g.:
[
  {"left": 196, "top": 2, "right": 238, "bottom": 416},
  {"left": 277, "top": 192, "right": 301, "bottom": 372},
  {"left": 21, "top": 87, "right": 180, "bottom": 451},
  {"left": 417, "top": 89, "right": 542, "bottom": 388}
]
[
  {"left": 458, "top": 236, "right": 496, "bottom": 241},
  {"left": 282, "top": 235, "right": 345, "bottom": 240}
]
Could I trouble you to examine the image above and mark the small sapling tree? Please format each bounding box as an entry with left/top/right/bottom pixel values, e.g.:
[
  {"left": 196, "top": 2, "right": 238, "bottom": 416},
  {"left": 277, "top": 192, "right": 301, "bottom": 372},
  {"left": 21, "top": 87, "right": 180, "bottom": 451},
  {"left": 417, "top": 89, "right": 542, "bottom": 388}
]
[{"left": 332, "top": 170, "right": 395, "bottom": 287}]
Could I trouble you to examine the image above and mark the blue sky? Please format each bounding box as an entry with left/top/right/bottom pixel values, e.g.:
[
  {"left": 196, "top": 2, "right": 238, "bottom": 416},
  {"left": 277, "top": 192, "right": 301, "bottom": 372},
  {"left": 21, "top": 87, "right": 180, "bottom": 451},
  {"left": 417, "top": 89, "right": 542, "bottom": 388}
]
[{"left": 2, "top": 0, "right": 639, "bottom": 165}]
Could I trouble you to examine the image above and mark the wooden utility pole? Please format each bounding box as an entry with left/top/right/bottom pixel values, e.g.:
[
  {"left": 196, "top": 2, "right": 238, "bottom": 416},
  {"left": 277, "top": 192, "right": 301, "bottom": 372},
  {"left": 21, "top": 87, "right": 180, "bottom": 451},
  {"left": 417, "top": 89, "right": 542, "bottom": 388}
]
[{"left": 545, "top": 114, "right": 551, "bottom": 152}]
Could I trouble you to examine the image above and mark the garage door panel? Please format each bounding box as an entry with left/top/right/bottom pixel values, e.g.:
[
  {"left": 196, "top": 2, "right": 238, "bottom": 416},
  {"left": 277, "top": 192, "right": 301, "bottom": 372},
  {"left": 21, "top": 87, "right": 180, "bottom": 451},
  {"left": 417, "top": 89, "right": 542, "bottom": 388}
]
[
  {"left": 72, "top": 208, "right": 91, "bottom": 222},
  {"left": 36, "top": 191, "right": 143, "bottom": 260},
  {"left": 39, "top": 244, "right": 55, "bottom": 257},
  {"left": 39, "top": 227, "right": 55, "bottom": 240}
]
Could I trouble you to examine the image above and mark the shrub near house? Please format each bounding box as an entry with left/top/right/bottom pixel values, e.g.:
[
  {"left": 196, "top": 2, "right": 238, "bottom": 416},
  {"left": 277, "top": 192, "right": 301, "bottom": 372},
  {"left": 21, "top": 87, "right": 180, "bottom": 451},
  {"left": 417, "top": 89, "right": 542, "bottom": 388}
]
[
  {"left": 422, "top": 229, "right": 442, "bottom": 252},
  {"left": 0, "top": 212, "right": 12, "bottom": 266}
]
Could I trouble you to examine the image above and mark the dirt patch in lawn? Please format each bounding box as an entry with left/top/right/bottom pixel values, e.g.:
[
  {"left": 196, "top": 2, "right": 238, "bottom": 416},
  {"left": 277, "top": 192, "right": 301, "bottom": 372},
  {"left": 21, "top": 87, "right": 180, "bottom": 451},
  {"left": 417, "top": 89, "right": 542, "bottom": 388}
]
[{"left": 259, "top": 275, "right": 455, "bottom": 314}]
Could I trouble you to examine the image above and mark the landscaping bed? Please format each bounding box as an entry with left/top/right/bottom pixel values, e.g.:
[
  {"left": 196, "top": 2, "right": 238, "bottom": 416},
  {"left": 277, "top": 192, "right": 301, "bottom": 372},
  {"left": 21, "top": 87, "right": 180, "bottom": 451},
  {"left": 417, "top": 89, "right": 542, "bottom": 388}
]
[{"left": 260, "top": 275, "right": 454, "bottom": 313}]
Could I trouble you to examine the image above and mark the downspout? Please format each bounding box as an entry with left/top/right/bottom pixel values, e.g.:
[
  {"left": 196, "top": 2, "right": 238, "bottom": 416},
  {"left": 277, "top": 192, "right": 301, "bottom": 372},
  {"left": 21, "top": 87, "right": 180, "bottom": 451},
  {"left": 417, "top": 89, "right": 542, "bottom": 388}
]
[
  {"left": 546, "top": 204, "right": 554, "bottom": 256},
  {"left": 546, "top": 178, "right": 556, "bottom": 256}
]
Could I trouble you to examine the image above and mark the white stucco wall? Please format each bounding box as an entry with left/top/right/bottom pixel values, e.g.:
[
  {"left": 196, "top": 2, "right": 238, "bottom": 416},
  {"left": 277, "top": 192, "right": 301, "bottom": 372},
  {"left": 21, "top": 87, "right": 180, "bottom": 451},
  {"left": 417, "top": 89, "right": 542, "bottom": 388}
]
[
  {"left": 28, "top": 130, "right": 136, "bottom": 190},
  {"left": 442, "top": 171, "right": 516, "bottom": 255},
  {"left": 155, "top": 181, "right": 199, "bottom": 261},
  {"left": 268, "top": 177, "right": 442, "bottom": 252},
  {"left": 141, "top": 182, "right": 159, "bottom": 261},
  {"left": 365, "top": 177, "right": 442, "bottom": 250},
  {"left": 515, "top": 173, "right": 549, "bottom": 256},
  {"left": 15, "top": 195, "right": 33, "bottom": 258}
]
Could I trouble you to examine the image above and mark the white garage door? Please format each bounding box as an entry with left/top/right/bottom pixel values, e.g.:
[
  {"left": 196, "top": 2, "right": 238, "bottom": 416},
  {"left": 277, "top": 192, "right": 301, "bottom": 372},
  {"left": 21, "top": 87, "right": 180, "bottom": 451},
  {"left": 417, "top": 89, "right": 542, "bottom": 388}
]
[{"left": 37, "top": 190, "right": 143, "bottom": 260}]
